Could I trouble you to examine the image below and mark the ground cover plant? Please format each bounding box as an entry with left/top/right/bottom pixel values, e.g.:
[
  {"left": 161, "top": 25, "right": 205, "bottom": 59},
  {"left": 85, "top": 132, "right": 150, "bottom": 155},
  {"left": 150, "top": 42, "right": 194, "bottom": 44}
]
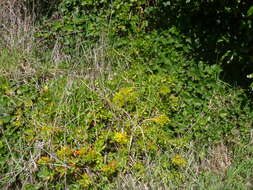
[{"left": 0, "top": 0, "right": 253, "bottom": 189}]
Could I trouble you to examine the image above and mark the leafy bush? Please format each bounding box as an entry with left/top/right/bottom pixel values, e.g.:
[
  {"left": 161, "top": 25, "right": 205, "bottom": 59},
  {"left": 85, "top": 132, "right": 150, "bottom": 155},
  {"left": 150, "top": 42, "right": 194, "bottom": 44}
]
[
  {"left": 37, "top": 0, "right": 158, "bottom": 48},
  {"left": 36, "top": 0, "right": 253, "bottom": 87}
]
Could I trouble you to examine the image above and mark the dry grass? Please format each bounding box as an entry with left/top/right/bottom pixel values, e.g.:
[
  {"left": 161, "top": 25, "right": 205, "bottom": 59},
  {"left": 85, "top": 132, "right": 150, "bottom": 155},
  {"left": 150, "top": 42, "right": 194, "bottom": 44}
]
[
  {"left": 0, "top": 0, "right": 35, "bottom": 52},
  {"left": 0, "top": 0, "right": 38, "bottom": 82},
  {"left": 0, "top": 1, "right": 116, "bottom": 82},
  {"left": 207, "top": 143, "right": 232, "bottom": 174}
]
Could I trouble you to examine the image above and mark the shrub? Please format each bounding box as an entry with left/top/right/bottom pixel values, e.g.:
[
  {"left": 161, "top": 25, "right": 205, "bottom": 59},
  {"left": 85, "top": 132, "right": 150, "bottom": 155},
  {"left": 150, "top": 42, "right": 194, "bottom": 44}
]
[{"left": 36, "top": 0, "right": 253, "bottom": 87}]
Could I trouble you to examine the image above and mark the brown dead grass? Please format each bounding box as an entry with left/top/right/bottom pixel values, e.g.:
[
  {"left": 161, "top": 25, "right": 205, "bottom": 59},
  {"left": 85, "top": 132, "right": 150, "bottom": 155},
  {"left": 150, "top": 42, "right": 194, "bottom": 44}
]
[
  {"left": 0, "top": 0, "right": 35, "bottom": 52},
  {"left": 202, "top": 143, "right": 232, "bottom": 175}
]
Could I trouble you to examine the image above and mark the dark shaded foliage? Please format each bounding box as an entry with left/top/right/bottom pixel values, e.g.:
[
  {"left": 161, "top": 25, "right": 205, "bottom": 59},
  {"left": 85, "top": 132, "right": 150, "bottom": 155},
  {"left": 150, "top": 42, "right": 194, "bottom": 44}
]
[
  {"left": 25, "top": 0, "right": 60, "bottom": 19},
  {"left": 156, "top": 0, "right": 253, "bottom": 87}
]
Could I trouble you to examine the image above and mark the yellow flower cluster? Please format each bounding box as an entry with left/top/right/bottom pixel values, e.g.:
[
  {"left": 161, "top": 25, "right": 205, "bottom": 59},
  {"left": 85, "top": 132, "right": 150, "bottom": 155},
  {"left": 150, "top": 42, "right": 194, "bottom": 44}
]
[
  {"left": 113, "top": 132, "right": 128, "bottom": 145},
  {"left": 159, "top": 85, "right": 171, "bottom": 96},
  {"left": 171, "top": 155, "right": 187, "bottom": 167},
  {"left": 57, "top": 146, "right": 72, "bottom": 159},
  {"left": 37, "top": 156, "right": 52, "bottom": 164},
  {"left": 113, "top": 87, "right": 137, "bottom": 107},
  {"left": 152, "top": 114, "right": 170, "bottom": 126},
  {"left": 43, "top": 85, "right": 49, "bottom": 92}
]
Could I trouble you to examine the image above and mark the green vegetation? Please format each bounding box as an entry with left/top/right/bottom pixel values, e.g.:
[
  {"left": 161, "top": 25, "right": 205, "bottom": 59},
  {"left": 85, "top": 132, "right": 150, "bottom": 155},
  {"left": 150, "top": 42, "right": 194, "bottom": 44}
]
[{"left": 0, "top": 0, "right": 252, "bottom": 189}]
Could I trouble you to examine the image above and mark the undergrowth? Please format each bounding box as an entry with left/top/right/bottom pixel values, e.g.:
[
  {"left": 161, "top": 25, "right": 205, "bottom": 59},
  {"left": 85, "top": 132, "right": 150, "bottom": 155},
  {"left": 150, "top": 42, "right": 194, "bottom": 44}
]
[
  {"left": 0, "top": 1, "right": 253, "bottom": 190},
  {"left": 1, "top": 33, "right": 253, "bottom": 189}
]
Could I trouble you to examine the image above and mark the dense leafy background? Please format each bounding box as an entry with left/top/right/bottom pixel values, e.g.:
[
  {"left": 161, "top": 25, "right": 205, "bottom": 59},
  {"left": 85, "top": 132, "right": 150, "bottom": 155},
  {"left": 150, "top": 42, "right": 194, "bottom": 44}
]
[{"left": 33, "top": 0, "right": 253, "bottom": 86}]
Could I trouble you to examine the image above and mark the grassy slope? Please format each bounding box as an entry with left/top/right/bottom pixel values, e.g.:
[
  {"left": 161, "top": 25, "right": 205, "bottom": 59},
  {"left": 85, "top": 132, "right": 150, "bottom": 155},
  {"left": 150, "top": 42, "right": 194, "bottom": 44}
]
[{"left": 0, "top": 8, "right": 253, "bottom": 190}]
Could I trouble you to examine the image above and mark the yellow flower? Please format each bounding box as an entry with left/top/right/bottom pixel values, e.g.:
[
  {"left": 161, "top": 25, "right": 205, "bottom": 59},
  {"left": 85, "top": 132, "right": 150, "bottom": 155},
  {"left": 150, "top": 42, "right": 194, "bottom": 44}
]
[
  {"left": 113, "top": 87, "right": 137, "bottom": 107},
  {"left": 152, "top": 114, "right": 170, "bottom": 126},
  {"left": 37, "top": 156, "right": 52, "bottom": 164},
  {"left": 43, "top": 85, "right": 49, "bottom": 92},
  {"left": 57, "top": 146, "right": 72, "bottom": 159},
  {"left": 171, "top": 155, "right": 187, "bottom": 167},
  {"left": 114, "top": 132, "right": 128, "bottom": 145},
  {"left": 159, "top": 85, "right": 171, "bottom": 95}
]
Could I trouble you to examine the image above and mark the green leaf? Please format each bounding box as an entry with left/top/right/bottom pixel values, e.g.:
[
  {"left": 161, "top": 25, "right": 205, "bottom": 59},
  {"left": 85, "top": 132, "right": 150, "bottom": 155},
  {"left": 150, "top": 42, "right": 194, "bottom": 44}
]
[
  {"left": 247, "top": 6, "right": 253, "bottom": 16},
  {"left": 0, "top": 115, "right": 12, "bottom": 125},
  {"left": 37, "top": 167, "right": 54, "bottom": 181},
  {"left": 246, "top": 73, "right": 253, "bottom": 79},
  {"left": 0, "top": 141, "right": 3, "bottom": 149}
]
